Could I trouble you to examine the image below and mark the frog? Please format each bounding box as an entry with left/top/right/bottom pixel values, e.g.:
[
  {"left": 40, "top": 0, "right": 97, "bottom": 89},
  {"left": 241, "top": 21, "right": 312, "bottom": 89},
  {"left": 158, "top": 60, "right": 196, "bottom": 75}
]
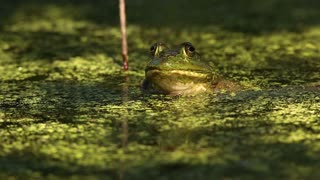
[{"left": 141, "top": 42, "right": 239, "bottom": 96}]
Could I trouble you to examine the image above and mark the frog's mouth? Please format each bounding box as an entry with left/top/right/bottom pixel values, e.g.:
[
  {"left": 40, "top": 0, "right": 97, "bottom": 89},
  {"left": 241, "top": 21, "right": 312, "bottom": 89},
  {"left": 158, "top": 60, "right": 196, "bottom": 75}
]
[
  {"left": 146, "top": 67, "right": 209, "bottom": 79},
  {"left": 144, "top": 68, "right": 211, "bottom": 95}
]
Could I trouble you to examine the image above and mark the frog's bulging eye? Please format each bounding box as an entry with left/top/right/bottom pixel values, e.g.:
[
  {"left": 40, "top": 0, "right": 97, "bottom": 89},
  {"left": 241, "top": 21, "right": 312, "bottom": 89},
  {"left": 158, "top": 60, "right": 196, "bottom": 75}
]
[
  {"left": 150, "top": 44, "right": 157, "bottom": 56},
  {"left": 183, "top": 43, "right": 196, "bottom": 57},
  {"left": 150, "top": 45, "right": 155, "bottom": 51},
  {"left": 188, "top": 46, "right": 195, "bottom": 52},
  {"left": 150, "top": 42, "right": 168, "bottom": 56}
]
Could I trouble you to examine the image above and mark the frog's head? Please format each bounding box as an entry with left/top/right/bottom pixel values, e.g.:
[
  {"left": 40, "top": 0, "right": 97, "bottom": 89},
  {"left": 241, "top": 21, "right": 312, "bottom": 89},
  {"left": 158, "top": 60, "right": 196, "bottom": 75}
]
[{"left": 143, "top": 42, "right": 214, "bottom": 95}]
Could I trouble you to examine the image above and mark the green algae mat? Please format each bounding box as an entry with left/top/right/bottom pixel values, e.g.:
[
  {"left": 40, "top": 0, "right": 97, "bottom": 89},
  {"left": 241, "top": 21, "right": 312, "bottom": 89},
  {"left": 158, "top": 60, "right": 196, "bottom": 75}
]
[{"left": 0, "top": 0, "right": 320, "bottom": 179}]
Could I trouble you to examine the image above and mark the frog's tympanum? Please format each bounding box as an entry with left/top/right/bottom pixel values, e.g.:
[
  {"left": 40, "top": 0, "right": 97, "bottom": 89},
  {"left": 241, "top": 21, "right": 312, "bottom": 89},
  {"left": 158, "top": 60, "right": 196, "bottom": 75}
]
[{"left": 142, "top": 42, "right": 238, "bottom": 96}]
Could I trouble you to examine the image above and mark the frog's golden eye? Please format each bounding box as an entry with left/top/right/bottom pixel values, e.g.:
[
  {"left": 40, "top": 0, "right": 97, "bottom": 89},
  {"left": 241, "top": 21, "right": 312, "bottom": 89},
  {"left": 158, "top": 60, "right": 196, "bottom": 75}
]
[
  {"left": 183, "top": 42, "right": 196, "bottom": 57},
  {"left": 150, "top": 42, "right": 167, "bottom": 56}
]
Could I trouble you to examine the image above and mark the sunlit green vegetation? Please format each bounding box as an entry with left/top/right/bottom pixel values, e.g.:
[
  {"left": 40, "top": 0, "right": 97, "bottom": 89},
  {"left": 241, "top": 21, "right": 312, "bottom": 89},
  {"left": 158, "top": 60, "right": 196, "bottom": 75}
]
[{"left": 0, "top": 0, "right": 319, "bottom": 179}]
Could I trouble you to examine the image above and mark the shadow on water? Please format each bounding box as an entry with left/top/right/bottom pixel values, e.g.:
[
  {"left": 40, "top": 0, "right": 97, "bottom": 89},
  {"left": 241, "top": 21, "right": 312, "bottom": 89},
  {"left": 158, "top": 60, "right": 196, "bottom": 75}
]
[
  {"left": 0, "top": 77, "right": 319, "bottom": 178},
  {"left": 1, "top": 0, "right": 320, "bottom": 33},
  {"left": 0, "top": 75, "right": 130, "bottom": 126},
  {"left": 0, "top": 30, "right": 121, "bottom": 63},
  {"left": 0, "top": 0, "right": 320, "bottom": 178},
  {"left": 0, "top": 72, "right": 135, "bottom": 178},
  {"left": 127, "top": 143, "right": 320, "bottom": 179},
  {"left": 122, "top": 87, "right": 320, "bottom": 179},
  {"left": 0, "top": 152, "right": 119, "bottom": 178},
  {"left": 0, "top": 0, "right": 119, "bottom": 28},
  {"left": 0, "top": 138, "right": 318, "bottom": 179}
]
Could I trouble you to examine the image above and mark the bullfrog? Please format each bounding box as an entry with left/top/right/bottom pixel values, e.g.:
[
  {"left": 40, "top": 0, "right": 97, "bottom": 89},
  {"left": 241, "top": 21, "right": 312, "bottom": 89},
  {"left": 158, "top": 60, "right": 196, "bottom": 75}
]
[{"left": 142, "top": 42, "right": 239, "bottom": 96}]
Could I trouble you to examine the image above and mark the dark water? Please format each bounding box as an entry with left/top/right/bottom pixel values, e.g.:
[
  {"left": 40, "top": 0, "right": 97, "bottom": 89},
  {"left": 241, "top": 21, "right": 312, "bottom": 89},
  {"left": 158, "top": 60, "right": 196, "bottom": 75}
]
[{"left": 0, "top": 0, "right": 320, "bottom": 178}]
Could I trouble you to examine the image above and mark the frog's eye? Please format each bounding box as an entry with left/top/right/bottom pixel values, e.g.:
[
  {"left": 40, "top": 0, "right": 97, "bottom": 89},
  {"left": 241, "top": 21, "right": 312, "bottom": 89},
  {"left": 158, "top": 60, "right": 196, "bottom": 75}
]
[
  {"left": 187, "top": 45, "right": 195, "bottom": 53},
  {"left": 150, "top": 42, "right": 167, "bottom": 56},
  {"left": 150, "top": 44, "right": 157, "bottom": 56},
  {"left": 183, "top": 42, "right": 196, "bottom": 57}
]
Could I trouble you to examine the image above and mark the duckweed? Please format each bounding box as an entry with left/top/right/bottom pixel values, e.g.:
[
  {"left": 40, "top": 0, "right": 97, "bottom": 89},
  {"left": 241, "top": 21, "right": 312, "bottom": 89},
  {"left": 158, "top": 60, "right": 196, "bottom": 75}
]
[{"left": 0, "top": 0, "right": 320, "bottom": 179}]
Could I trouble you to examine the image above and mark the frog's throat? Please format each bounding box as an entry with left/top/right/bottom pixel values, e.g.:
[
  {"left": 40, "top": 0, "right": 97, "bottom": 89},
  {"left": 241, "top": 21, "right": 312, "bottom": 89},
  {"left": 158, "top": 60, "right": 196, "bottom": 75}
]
[{"left": 146, "top": 69, "right": 208, "bottom": 78}]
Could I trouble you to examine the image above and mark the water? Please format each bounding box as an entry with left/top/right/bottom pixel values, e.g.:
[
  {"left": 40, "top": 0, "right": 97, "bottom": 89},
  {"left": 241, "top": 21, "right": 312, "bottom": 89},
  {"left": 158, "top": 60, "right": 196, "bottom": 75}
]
[
  {"left": 1, "top": 74, "right": 319, "bottom": 179},
  {"left": 1, "top": 0, "right": 320, "bottom": 178}
]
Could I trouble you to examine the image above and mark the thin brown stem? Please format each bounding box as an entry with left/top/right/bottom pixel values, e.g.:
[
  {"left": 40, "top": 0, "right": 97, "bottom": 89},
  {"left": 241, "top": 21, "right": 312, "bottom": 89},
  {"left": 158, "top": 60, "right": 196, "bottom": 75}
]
[{"left": 119, "top": 0, "right": 128, "bottom": 70}]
